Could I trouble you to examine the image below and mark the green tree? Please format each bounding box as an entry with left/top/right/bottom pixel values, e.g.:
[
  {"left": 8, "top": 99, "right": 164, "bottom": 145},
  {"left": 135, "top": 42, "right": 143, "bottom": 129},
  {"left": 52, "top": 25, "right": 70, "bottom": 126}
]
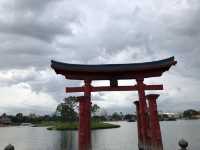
[
  {"left": 16, "top": 113, "right": 23, "bottom": 123},
  {"left": 183, "top": 109, "right": 199, "bottom": 119},
  {"left": 1, "top": 113, "right": 7, "bottom": 117},
  {"left": 56, "top": 96, "right": 78, "bottom": 122},
  {"left": 91, "top": 104, "right": 100, "bottom": 116},
  {"left": 111, "top": 112, "right": 121, "bottom": 121}
]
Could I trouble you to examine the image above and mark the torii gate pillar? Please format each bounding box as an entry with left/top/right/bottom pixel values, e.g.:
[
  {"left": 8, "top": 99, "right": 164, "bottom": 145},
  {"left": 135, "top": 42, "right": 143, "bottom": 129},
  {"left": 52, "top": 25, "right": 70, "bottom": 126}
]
[
  {"left": 136, "top": 78, "right": 149, "bottom": 149},
  {"left": 78, "top": 80, "right": 92, "bottom": 150},
  {"left": 134, "top": 101, "right": 142, "bottom": 150},
  {"left": 146, "top": 94, "right": 163, "bottom": 150}
]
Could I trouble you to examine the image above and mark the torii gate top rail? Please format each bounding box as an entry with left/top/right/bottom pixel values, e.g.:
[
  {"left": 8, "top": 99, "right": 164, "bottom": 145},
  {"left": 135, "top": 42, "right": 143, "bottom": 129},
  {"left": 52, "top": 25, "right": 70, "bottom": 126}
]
[{"left": 51, "top": 57, "right": 176, "bottom": 80}]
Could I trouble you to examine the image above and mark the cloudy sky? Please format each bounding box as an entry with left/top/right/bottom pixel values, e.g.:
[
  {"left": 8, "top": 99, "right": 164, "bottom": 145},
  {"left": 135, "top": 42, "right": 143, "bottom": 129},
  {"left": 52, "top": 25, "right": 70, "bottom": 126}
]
[{"left": 0, "top": 0, "right": 200, "bottom": 115}]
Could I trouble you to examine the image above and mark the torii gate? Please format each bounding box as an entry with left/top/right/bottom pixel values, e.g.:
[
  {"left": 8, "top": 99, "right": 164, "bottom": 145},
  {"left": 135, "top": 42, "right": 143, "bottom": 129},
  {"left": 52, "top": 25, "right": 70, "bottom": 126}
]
[{"left": 51, "top": 57, "right": 177, "bottom": 150}]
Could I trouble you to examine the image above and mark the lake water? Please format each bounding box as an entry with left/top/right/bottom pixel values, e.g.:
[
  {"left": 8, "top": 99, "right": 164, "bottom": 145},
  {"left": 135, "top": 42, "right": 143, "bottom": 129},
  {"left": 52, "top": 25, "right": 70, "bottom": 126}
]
[{"left": 0, "top": 120, "right": 199, "bottom": 150}]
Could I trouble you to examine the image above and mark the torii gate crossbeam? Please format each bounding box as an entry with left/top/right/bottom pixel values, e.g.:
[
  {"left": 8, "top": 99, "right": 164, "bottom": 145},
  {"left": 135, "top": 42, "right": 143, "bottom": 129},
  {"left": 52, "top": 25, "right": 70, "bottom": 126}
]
[{"left": 65, "top": 84, "right": 163, "bottom": 93}]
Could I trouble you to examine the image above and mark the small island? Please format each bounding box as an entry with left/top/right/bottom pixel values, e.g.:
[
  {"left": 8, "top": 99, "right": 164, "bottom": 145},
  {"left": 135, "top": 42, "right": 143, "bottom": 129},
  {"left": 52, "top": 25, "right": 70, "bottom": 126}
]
[
  {"left": 35, "top": 121, "right": 120, "bottom": 130},
  {"left": 34, "top": 96, "right": 120, "bottom": 130}
]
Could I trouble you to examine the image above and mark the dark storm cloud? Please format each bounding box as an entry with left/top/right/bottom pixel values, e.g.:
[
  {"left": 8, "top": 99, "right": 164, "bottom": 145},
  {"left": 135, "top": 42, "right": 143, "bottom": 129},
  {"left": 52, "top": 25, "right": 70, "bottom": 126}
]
[
  {"left": 0, "top": 0, "right": 76, "bottom": 42},
  {"left": 0, "top": 20, "right": 72, "bottom": 42},
  {"left": 0, "top": 36, "right": 55, "bottom": 55},
  {"left": 0, "top": 0, "right": 80, "bottom": 70},
  {"left": 0, "top": 35, "right": 57, "bottom": 69},
  {"left": 98, "top": 7, "right": 152, "bottom": 54},
  {"left": 155, "top": 1, "right": 200, "bottom": 79},
  {"left": 170, "top": 0, "right": 200, "bottom": 37},
  {"left": 12, "top": 0, "right": 56, "bottom": 12}
]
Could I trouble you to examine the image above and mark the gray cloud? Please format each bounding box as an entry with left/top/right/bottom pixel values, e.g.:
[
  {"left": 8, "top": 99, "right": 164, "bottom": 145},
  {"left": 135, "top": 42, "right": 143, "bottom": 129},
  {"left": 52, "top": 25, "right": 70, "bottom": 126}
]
[
  {"left": 0, "top": 20, "right": 72, "bottom": 42},
  {"left": 12, "top": 0, "right": 56, "bottom": 12},
  {"left": 0, "top": 0, "right": 77, "bottom": 42},
  {"left": 0, "top": 0, "right": 81, "bottom": 70},
  {"left": 0, "top": 35, "right": 57, "bottom": 69}
]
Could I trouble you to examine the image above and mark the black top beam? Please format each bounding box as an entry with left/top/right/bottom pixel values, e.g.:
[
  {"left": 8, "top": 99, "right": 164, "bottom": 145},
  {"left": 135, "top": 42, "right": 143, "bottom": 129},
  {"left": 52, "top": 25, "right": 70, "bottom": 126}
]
[{"left": 51, "top": 57, "right": 177, "bottom": 80}]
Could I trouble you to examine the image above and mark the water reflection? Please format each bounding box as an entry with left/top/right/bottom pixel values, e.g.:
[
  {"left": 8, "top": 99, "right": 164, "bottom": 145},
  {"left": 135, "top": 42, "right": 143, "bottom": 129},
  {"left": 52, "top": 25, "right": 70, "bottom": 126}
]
[
  {"left": 60, "top": 131, "right": 78, "bottom": 150},
  {"left": 91, "top": 122, "right": 138, "bottom": 150}
]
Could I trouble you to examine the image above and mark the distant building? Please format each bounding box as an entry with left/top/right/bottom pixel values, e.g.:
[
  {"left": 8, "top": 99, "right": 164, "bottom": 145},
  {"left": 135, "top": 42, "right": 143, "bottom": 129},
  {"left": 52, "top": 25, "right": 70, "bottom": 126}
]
[
  {"left": 0, "top": 115, "right": 12, "bottom": 125},
  {"left": 159, "top": 112, "right": 177, "bottom": 121},
  {"left": 192, "top": 115, "right": 200, "bottom": 119},
  {"left": 124, "top": 114, "right": 136, "bottom": 122}
]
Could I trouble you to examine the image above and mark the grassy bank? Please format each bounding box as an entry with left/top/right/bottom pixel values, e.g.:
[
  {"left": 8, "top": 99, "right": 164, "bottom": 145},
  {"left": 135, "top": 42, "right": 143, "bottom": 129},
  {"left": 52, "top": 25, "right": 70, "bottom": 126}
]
[{"left": 35, "top": 121, "right": 120, "bottom": 130}]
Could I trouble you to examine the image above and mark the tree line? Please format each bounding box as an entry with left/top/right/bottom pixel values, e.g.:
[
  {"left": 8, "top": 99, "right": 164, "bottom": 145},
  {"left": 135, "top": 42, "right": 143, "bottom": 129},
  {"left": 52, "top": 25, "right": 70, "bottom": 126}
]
[
  {"left": 0, "top": 96, "right": 136, "bottom": 124},
  {"left": 3, "top": 96, "right": 198, "bottom": 124}
]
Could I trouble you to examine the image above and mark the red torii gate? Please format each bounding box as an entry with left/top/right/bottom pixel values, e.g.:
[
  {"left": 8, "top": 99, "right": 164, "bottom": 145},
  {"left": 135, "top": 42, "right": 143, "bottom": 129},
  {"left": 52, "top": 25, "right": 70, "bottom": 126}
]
[{"left": 51, "top": 57, "right": 177, "bottom": 150}]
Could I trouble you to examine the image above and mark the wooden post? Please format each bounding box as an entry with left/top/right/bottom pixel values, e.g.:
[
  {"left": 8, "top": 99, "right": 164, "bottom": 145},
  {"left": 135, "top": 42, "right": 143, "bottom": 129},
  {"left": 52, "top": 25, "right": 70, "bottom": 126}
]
[
  {"left": 4, "top": 144, "right": 14, "bottom": 150},
  {"left": 146, "top": 94, "right": 163, "bottom": 150},
  {"left": 134, "top": 101, "right": 143, "bottom": 150},
  {"left": 78, "top": 80, "right": 92, "bottom": 150},
  {"left": 178, "top": 139, "right": 188, "bottom": 150},
  {"left": 136, "top": 78, "right": 149, "bottom": 150}
]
